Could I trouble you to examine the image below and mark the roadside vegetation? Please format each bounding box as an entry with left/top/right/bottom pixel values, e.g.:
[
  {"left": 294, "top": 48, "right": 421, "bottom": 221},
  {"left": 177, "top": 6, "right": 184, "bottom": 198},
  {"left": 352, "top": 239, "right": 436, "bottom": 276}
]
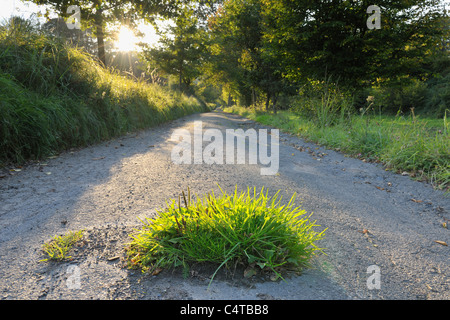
[
  {"left": 224, "top": 104, "right": 449, "bottom": 192},
  {"left": 0, "top": 18, "right": 207, "bottom": 166},
  {"left": 126, "top": 187, "right": 325, "bottom": 284}
]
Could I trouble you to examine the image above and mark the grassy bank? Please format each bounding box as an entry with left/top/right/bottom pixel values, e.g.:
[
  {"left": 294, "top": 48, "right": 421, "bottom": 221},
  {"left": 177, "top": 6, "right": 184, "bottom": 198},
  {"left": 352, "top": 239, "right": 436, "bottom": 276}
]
[
  {"left": 0, "top": 19, "right": 207, "bottom": 165},
  {"left": 224, "top": 106, "right": 449, "bottom": 192}
]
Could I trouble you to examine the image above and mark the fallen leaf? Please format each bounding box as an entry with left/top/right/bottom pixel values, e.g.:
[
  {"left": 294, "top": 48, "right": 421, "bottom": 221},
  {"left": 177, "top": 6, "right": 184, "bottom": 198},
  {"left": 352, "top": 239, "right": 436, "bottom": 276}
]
[
  {"left": 358, "top": 229, "right": 370, "bottom": 234},
  {"left": 244, "top": 267, "right": 257, "bottom": 278},
  {"left": 92, "top": 157, "right": 105, "bottom": 160},
  {"left": 434, "top": 240, "right": 448, "bottom": 246},
  {"left": 376, "top": 186, "right": 385, "bottom": 191},
  {"left": 411, "top": 198, "right": 423, "bottom": 203},
  {"left": 151, "top": 267, "right": 163, "bottom": 275}
]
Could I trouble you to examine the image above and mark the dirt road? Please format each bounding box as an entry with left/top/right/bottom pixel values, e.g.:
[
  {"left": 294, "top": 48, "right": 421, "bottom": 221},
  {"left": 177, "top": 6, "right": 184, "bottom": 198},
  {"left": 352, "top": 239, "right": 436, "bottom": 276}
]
[{"left": 0, "top": 110, "right": 448, "bottom": 300}]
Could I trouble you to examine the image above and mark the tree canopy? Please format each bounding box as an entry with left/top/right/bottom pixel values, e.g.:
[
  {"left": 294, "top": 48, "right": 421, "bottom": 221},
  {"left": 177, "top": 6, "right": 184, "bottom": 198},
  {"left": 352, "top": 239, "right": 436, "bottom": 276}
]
[
  {"left": 31, "top": 0, "right": 449, "bottom": 113},
  {"left": 30, "top": 0, "right": 195, "bottom": 65}
]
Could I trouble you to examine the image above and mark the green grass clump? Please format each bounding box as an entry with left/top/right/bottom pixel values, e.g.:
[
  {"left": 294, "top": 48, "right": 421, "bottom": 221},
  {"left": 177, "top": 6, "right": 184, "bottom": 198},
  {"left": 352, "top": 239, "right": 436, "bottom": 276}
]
[
  {"left": 126, "top": 187, "right": 325, "bottom": 284},
  {"left": 40, "top": 230, "right": 84, "bottom": 262}
]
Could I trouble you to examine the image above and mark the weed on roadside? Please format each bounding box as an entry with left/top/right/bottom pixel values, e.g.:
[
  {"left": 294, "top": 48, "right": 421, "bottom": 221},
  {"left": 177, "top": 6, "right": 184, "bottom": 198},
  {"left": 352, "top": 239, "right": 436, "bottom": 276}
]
[
  {"left": 126, "top": 186, "right": 325, "bottom": 285},
  {"left": 40, "top": 230, "right": 84, "bottom": 262}
]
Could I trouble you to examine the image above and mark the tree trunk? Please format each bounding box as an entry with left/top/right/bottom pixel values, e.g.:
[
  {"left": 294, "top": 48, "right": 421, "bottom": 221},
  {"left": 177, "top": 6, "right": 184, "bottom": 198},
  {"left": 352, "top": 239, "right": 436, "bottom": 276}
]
[
  {"left": 272, "top": 93, "right": 278, "bottom": 114},
  {"left": 251, "top": 87, "right": 256, "bottom": 106},
  {"left": 95, "top": 8, "right": 106, "bottom": 67},
  {"left": 265, "top": 92, "right": 271, "bottom": 111},
  {"left": 227, "top": 93, "right": 233, "bottom": 107}
]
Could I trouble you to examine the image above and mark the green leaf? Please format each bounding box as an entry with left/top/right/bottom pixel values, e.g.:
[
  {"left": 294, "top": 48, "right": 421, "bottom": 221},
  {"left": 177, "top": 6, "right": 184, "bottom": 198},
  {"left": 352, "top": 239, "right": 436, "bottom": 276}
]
[{"left": 264, "top": 249, "right": 274, "bottom": 259}]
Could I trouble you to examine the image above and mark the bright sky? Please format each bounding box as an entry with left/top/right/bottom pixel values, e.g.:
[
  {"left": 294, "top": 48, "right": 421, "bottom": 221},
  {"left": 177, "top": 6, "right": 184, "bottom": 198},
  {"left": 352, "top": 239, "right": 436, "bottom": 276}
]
[
  {"left": 0, "top": 0, "right": 161, "bottom": 49},
  {"left": 0, "top": 0, "right": 52, "bottom": 22}
]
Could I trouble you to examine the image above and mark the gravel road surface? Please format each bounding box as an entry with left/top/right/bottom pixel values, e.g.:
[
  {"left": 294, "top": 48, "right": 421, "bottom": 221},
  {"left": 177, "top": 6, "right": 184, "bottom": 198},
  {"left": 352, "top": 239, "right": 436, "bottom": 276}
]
[{"left": 0, "top": 110, "right": 448, "bottom": 300}]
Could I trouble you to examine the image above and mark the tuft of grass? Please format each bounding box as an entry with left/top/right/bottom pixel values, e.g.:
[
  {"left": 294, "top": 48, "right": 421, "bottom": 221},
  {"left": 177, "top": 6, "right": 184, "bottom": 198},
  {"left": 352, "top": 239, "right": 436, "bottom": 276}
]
[
  {"left": 126, "top": 186, "right": 325, "bottom": 285},
  {"left": 40, "top": 230, "right": 84, "bottom": 262}
]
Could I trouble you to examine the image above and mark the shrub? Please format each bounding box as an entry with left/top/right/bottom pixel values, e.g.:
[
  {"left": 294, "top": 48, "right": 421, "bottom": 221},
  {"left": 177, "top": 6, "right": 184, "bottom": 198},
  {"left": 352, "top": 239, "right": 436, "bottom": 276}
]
[{"left": 425, "top": 73, "right": 450, "bottom": 118}]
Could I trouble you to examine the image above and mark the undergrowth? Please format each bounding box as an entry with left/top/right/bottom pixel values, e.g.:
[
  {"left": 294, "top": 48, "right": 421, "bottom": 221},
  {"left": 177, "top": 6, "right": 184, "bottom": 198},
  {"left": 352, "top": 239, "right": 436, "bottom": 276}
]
[
  {"left": 0, "top": 18, "right": 207, "bottom": 165},
  {"left": 126, "top": 186, "right": 325, "bottom": 285}
]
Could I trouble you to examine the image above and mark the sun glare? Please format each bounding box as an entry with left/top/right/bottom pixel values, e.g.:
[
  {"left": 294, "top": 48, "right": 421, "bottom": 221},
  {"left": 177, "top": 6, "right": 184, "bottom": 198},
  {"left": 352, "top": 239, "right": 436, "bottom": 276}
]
[{"left": 116, "top": 26, "right": 139, "bottom": 52}]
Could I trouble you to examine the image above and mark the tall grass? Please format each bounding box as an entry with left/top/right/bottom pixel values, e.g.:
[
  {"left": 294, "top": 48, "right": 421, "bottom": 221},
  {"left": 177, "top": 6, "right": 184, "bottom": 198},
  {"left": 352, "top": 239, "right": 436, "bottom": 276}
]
[
  {"left": 224, "top": 105, "right": 450, "bottom": 191},
  {"left": 0, "top": 18, "right": 208, "bottom": 165}
]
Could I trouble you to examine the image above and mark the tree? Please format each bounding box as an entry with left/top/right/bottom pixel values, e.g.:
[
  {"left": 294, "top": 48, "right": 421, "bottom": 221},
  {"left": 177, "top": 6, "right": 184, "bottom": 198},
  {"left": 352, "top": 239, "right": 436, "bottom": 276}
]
[
  {"left": 261, "top": 0, "right": 446, "bottom": 90},
  {"left": 31, "top": 0, "right": 186, "bottom": 66},
  {"left": 144, "top": 6, "right": 207, "bottom": 93},
  {"left": 42, "top": 17, "right": 97, "bottom": 55},
  {"left": 207, "top": 0, "right": 291, "bottom": 109}
]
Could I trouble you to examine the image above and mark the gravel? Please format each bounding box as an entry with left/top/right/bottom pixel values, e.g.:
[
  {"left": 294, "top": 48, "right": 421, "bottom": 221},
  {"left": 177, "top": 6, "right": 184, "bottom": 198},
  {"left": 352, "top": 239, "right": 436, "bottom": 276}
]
[{"left": 0, "top": 110, "right": 448, "bottom": 300}]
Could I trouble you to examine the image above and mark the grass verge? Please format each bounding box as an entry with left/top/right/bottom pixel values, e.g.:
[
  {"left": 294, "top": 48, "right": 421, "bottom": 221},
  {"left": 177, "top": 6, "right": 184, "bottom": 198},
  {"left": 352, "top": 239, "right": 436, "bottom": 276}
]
[
  {"left": 0, "top": 19, "right": 208, "bottom": 165},
  {"left": 126, "top": 186, "right": 325, "bottom": 285},
  {"left": 224, "top": 106, "right": 450, "bottom": 192}
]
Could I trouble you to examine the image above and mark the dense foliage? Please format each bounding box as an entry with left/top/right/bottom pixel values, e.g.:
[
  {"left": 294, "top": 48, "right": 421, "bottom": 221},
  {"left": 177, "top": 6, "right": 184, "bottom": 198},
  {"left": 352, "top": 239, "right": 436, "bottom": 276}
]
[{"left": 149, "top": 0, "right": 449, "bottom": 115}]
